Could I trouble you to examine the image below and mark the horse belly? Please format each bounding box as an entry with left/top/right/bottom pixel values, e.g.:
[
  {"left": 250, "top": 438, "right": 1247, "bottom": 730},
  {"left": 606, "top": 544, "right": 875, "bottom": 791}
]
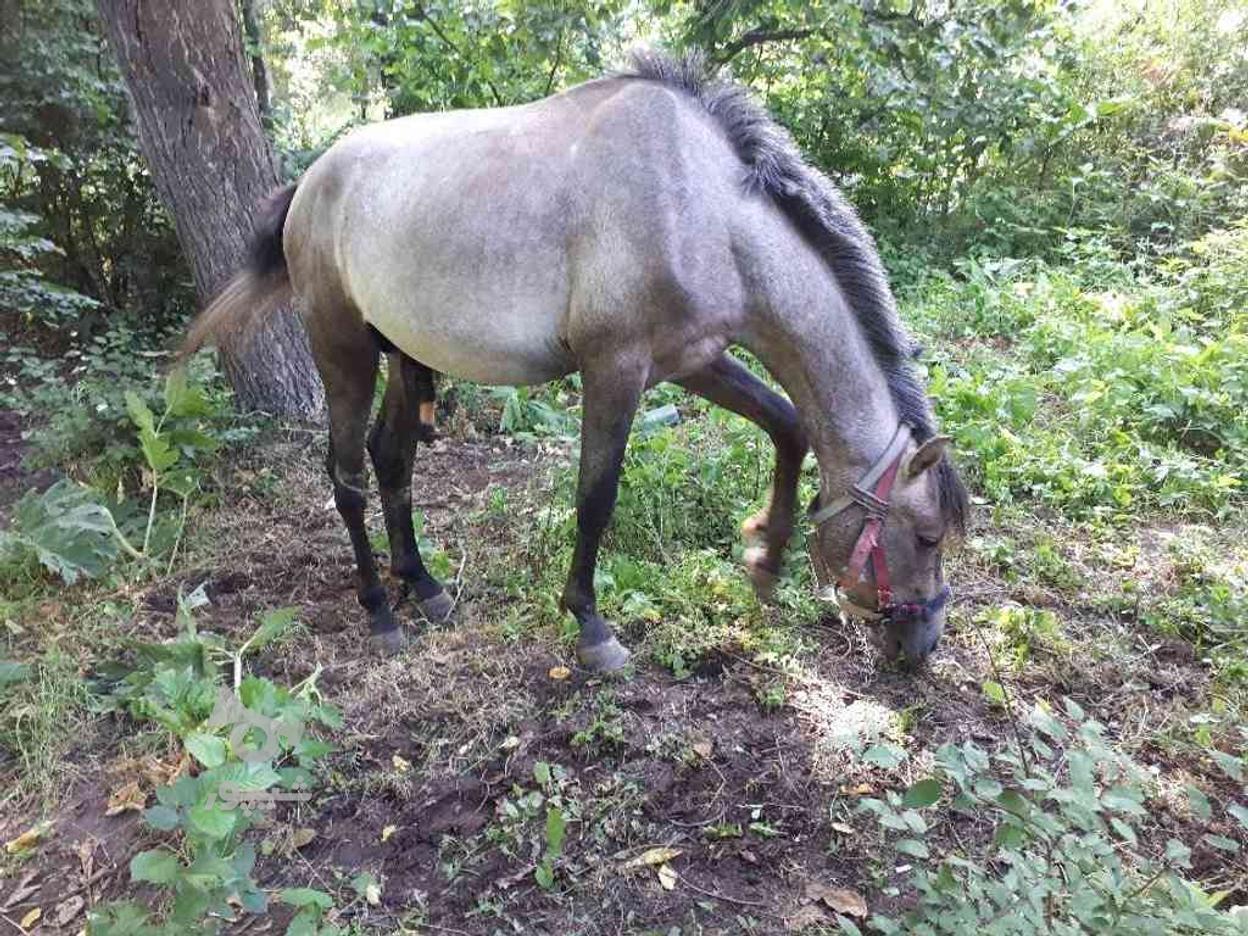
[{"left": 361, "top": 293, "right": 572, "bottom": 386}]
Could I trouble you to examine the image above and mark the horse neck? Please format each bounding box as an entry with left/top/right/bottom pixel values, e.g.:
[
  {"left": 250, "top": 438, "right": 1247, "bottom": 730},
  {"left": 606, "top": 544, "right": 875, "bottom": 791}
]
[{"left": 739, "top": 225, "right": 900, "bottom": 496}]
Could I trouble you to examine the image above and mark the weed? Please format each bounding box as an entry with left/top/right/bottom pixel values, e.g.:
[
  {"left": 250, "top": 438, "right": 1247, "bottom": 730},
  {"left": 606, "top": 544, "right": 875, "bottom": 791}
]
[
  {"left": 86, "top": 604, "right": 339, "bottom": 934},
  {"left": 860, "top": 700, "right": 1245, "bottom": 934}
]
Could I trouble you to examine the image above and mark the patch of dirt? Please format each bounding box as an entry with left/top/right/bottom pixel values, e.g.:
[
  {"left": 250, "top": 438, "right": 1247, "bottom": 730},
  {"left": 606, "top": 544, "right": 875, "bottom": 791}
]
[{"left": 0, "top": 409, "right": 57, "bottom": 524}]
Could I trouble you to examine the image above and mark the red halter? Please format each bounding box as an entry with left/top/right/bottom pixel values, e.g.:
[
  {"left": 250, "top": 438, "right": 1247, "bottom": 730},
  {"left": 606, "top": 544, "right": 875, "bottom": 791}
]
[{"left": 810, "top": 424, "right": 950, "bottom": 623}]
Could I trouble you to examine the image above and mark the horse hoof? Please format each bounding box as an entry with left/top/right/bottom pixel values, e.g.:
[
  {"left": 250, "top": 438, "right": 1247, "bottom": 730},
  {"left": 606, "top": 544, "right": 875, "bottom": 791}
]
[
  {"left": 417, "top": 588, "right": 455, "bottom": 624},
  {"left": 576, "top": 636, "right": 632, "bottom": 674},
  {"left": 369, "top": 627, "right": 410, "bottom": 656},
  {"left": 744, "top": 545, "right": 778, "bottom": 601}
]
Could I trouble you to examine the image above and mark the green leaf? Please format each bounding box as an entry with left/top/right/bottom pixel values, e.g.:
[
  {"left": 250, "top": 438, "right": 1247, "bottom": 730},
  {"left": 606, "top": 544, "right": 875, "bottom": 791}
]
[
  {"left": 188, "top": 803, "right": 237, "bottom": 839},
  {"left": 0, "top": 660, "right": 30, "bottom": 690},
  {"left": 1228, "top": 802, "right": 1248, "bottom": 832},
  {"left": 131, "top": 848, "right": 180, "bottom": 884},
  {"left": 902, "top": 778, "right": 942, "bottom": 809},
  {"left": 1211, "top": 750, "right": 1243, "bottom": 782},
  {"left": 862, "top": 743, "right": 906, "bottom": 769},
  {"left": 1203, "top": 834, "right": 1241, "bottom": 853},
  {"left": 534, "top": 861, "right": 555, "bottom": 890},
  {"left": 982, "top": 681, "right": 1006, "bottom": 705},
  {"left": 248, "top": 607, "right": 299, "bottom": 652},
  {"left": 125, "top": 391, "right": 155, "bottom": 434},
  {"left": 1108, "top": 816, "right": 1137, "bottom": 844},
  {"left": 143, "top": 804, "right": 181, "bottom": 831},
  {"left": 352, "top": 871, "right": 381, "bottom": 903},
  {"left": 1165, "top": 838, "right": 1193, "bottom": 868},
  {"left": 139, "top": 425, "right": 178, "bottom": 473},
  {"left": 1186, "top": 785, "right": 1212, "bottom": 820},
  {"left": 1101, "top": 785, "right": 1145, "bottom": 815},
  {"left": 545, "top": 806, "right": 566, "bottom": 859},
  {"left": 996, "top": 789, "right": 1030, "bottom": 817},
  {"left": 533, "top": 760, "right": 551, "bottom": 786},
  {"left": 279, "top": 887, "right": 334, "bottom": 910},
  {"left": 185, "top": 732, "right": 227, "bottom": 768},
  {"left": 7, "top": 481, "right": 120, "bottom": 584},
  {"left": 895, "top": 838, "right": 929, "bottom": 858}
]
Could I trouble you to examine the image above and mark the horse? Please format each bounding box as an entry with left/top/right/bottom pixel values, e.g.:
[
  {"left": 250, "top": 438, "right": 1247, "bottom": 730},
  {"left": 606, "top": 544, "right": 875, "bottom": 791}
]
[{"left": 180, "top": 50, "right": 968, "bottom": 671}]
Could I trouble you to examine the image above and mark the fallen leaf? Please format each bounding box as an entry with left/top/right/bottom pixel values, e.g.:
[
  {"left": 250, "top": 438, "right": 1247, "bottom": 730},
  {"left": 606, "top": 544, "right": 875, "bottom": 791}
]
[
  {"left": 818, "top": 888, "right": 868, "bottom": 918},
  {"left": 657, "top": 863, "right": 678, "bottom": 890},
  {"left": 838, "top": 783, "right": 873, "bottom": 796},
  {"left": 365, "top": 881, "right": 382, "bottom": 905},
  {"left": 5, "top": 822, "right": 51, "bottom": 855},
  {"left": 786, "top": 905, "right": 830, "bottom": 930},
  {"left": 806, "top": 882, "right": 868, "bottom": 918},
  {"left": 19, "top": 907, "right": 40, "bottom": 929},
  {"left": 622, "top": 846, "right": 682, "bottom": 869},
  {"left": 548, "top": 666, "right": 571, "bottom": 681},
  {"left": 392, "top": 754, "right": 411, "bottom": 773},
  {"left": 500, "top": 735, "right": 521, "bottom": 751},
  {"left": 691, "top": 740, "right": 713, "bottom": 760},
  {"left": 381, "top": 824, "right": 397, "bottom": 843},
  {"left": 106, "top": 780, "right": 146, "bottom": 816},
  {"left": 290, "top": 827, "right": 316, "bottom": 850},
  {"left": 54, "top": 895, "right": 84, "bottom": 927},
  {"left": 830, "top": 822, "right": 855, "bottom": 836}
]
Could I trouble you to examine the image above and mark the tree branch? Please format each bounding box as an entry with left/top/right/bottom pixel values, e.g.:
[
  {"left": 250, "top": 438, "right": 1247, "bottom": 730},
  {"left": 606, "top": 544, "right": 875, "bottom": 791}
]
[
  {"left": 411, "top": 4, "right": 505, "bottom": 107},
  {"left": 714, "top": 27, "right": 822, "bottom": 65}
]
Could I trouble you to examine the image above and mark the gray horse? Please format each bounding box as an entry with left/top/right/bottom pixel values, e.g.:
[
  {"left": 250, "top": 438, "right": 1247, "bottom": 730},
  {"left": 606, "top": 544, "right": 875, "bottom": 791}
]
[{"left": 181, "top": 50, "right": 968, "bottom": 671}]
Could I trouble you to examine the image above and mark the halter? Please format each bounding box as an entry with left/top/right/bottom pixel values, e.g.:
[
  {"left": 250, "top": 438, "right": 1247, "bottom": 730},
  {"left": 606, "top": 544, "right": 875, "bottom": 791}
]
[{"left": 810, "top": 423, "right": 951, "bottom": 624}]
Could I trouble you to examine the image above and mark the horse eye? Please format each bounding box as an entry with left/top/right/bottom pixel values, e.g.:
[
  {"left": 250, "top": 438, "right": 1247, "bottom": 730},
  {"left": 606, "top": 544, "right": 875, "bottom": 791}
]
[{"left": 917, "top": 534, "right": 940, "bottom": 550}]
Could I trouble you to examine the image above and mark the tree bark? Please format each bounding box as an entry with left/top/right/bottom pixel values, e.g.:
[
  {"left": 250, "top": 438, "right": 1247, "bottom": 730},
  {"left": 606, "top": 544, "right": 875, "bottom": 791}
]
[
  {"left": 239, "top": 0, "right": 272, "bottom": 129},
  {"left": 96, "top": 0, "right": 324, "bottom": 421}
]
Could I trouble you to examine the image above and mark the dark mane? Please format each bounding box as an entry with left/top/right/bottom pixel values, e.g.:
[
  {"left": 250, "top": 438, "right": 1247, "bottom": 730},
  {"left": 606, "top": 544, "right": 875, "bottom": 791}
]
[{"left": 621, "top": 48, "right": 967, "bottom": 534}]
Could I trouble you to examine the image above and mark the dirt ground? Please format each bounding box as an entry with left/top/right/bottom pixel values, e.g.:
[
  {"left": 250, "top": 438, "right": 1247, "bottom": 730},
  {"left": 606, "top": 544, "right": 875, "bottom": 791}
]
[{"left": 1, "top": 427, "right": 1244, "bottom": 934}]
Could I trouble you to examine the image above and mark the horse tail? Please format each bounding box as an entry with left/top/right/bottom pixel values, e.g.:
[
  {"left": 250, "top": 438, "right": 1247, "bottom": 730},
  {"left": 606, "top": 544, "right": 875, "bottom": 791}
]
[{"left": 177, "top": 182, "right": 298, "bottom": 362}]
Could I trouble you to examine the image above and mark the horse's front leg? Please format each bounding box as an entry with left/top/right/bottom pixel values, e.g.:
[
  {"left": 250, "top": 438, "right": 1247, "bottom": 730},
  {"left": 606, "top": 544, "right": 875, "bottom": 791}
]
[
  {"left": 676, "top": 353, "right": 808, "bottom": 598},
  {"left": 560, "top": 363, "right": 646, "bottom": 672}
]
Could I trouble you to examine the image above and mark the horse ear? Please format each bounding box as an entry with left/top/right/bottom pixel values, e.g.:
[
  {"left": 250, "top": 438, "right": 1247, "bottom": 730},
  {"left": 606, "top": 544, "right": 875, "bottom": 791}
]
[{"left": 906, "top": 435, "right": 951, "bottom": 479}]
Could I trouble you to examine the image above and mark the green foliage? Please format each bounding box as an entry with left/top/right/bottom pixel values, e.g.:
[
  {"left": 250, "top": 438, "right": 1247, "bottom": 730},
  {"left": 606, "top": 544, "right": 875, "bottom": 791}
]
[
  {"left": 0, "top": 367, "right": 238, "bottom": 592},
  {"left": 87, "top": 606, "right": 340, "bottom": 935},
  {"left": 918, "top": 229, "right": 1247, "bottom": 518},
  {"left": 1144, "top": 545, "right": 1248, "bottom": 688},
  {"left": 0, "top": 480, "right": 123, "bottom": 584},
  {"left": 485, "top": 759, "right": 580, "bottom": 892},
  {"left": 861, "top": 700, "right": 1244, "bottom": 934},
  {"left": 0, "top": 0, "right": 188, "bottom": 325},
  {"left": 982, "top": 605, "right": 1068, "bottom": 672},
  {"left": 491, "top": 384, "right": 579, "bottom": 440},
  {"left": 3, "top": 326, "right": 240, "bottom": 494},
  {"left": 0, "top": 135, "right": 100, "bottom": 327},
  {"left": 279, "top": 887, "right": 342, "bottom": 936}
]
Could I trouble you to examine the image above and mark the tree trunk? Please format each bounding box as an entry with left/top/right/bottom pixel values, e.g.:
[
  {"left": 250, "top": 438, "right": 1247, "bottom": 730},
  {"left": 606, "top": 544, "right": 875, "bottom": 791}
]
[
  {"left": 96, "top": 0, "right": 324, "bottom": 421},
  {"left": 239, "top": 0, "right": 273, "bottom": 129}
]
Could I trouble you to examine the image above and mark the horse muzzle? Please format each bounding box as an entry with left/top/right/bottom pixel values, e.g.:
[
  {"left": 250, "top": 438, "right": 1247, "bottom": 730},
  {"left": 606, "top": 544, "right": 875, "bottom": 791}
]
[{"left": 840, "top": 585, "right": 952, "bottom": 664}]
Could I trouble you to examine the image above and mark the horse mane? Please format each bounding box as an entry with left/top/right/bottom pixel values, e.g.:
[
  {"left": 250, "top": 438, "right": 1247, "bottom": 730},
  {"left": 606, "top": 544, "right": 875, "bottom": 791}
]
[{"left": 621, "top": 48, "right": 967, "bottom": 534}]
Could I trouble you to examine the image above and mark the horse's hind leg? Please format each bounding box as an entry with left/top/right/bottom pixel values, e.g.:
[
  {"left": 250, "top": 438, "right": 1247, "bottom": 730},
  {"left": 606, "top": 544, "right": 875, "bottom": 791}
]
[
  {"left": 676, "top": 353, "right": 808, "bottom": 598},
  {"left": 308, "top": 313, "right": 404, "bottom": 652},
  {"left": 367, "top": 353, "right": 452, "bottom": 623}
]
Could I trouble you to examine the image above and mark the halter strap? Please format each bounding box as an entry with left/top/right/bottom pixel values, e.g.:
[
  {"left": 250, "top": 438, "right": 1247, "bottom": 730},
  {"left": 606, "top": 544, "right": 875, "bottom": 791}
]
[
  {"left": 808, "top": 423, "right": 950, "bottom": 624},
  {"left": 809, "top": 423, "right": 911, "bottom": 527}
]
